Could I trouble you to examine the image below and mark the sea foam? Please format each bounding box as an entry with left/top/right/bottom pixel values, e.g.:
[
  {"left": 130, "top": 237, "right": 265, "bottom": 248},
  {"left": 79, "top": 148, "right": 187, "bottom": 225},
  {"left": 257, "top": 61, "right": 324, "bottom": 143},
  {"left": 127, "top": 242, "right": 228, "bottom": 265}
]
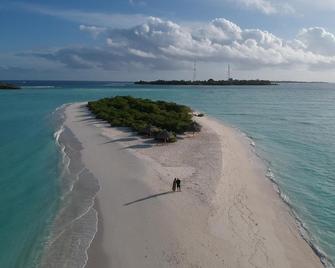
[{"left": 39, "top": 105, "right": 100, "bottom": 268}]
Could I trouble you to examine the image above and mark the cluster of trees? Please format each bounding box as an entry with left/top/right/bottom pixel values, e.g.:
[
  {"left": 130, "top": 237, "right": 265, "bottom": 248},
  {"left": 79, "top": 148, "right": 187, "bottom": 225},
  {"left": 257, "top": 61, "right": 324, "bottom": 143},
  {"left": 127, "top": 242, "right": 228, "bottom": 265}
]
[
  {"left": 87, "top": 96, "right": 202, "bottom": 143},
  {"left": 135, "top": 79, "right": 273, "bottom": 86},
  {"left": 0, "top": 82, "right": 20, "bottom": 90}
]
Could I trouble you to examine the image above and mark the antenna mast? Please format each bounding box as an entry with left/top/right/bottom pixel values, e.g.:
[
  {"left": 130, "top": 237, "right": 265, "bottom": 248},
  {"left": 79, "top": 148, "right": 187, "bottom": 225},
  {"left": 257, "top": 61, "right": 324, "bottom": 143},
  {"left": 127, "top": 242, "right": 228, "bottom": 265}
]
[
  {"left": 193, "top": 59, "right": 197, "bottom": 82},
  {"left": 227, "top": 64, "right": 231, "bottom": 80}
]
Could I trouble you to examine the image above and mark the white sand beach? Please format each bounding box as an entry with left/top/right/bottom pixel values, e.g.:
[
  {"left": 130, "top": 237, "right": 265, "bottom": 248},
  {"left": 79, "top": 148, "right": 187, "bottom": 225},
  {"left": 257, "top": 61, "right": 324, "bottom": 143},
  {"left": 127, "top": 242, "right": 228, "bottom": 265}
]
[{"left": 64, "top": 102, "right": 323, "bottom": 268}]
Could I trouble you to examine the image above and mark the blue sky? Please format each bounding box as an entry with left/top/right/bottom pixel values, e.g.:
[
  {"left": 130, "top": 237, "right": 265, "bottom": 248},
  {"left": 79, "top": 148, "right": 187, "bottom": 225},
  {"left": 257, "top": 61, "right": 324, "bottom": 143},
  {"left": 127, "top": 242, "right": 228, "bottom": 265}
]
[{"left": 1, "top": 0, "right": 335, "bottom": 81}]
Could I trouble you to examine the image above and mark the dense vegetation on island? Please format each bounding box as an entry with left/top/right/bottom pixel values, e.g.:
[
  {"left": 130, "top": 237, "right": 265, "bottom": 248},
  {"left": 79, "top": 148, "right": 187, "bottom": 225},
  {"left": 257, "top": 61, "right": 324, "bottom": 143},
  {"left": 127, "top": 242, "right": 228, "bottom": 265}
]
[
  {"left": 87, "top": 96, "right": 202, "bottom": 143},
  {"left": 0, "top": 82, "right": 20, "bottom": 90},
  {"left": 135, "top": 79, "right": 273, "bottom": 86}
]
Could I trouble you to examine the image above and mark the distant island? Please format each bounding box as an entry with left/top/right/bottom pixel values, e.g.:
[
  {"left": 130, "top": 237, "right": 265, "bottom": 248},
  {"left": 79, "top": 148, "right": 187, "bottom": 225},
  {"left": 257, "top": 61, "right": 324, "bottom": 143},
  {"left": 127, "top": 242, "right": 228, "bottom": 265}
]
[
  {"left": 0, "top": 82, "right": 20, "bottom": 90},
  {"left": 88, "top": 96, "right": 202, "bottom": 143},
  {"left": 135, "top": 79, "right": 274, "bottom": 86},
  {"left": 274, "top": 81, "right": 328, "bottom": 84}
]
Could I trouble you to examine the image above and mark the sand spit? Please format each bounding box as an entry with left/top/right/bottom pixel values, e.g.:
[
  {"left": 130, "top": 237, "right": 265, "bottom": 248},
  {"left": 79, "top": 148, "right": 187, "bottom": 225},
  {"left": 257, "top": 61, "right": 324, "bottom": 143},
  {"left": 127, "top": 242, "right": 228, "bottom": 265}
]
[{"left": 63, "top": 102, "right": 322, "bottom": 268}]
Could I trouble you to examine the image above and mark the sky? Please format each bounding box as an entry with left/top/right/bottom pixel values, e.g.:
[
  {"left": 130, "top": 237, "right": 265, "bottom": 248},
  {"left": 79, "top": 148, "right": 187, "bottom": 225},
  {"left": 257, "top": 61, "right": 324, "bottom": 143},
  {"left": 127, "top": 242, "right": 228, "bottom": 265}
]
[{"left": 1, "top": 0, "right": 335, "bottom": 81}]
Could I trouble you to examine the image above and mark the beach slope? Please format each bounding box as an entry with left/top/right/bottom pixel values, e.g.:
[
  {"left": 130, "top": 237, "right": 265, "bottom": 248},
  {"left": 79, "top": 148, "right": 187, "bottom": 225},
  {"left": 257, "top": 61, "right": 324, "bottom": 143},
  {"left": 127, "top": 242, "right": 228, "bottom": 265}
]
[{"left": 64, "top": 103, "right": 322, "bottom": 268}]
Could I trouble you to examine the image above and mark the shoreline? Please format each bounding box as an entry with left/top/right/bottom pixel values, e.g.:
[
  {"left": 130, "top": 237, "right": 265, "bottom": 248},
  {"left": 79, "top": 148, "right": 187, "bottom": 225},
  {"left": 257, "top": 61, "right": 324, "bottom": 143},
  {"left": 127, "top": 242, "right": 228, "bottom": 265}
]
[
  {"left": 227, "top": 125, "right": 332, "bottom": 268},
  {"left": 62, "top": 102, "right": 323, "bottom": 267},
  {"left": 39, "top": 105, "right": 100, "bottom": 268},
  {"left": 202, "top": 117, "right": 332, "bottom": 267},
  {"left": 86, "top": 200, "right": 109, "bottom": 268}
]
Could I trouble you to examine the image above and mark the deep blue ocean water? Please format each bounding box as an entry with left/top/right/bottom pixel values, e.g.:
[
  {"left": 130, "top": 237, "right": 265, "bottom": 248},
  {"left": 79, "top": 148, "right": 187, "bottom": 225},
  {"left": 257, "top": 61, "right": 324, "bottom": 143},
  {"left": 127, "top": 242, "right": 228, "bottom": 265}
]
[{"left": 0, "top": 81, "right": 334, "bottom": 267}]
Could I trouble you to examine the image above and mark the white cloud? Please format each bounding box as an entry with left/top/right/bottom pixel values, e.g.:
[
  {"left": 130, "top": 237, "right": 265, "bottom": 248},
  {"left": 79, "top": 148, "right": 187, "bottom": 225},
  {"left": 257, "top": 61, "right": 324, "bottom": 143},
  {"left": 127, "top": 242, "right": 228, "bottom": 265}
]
[
  {"left": 297, "top": 27, "right": 335, "bottom": 56},
  {"left": 29, "top": 17, "right": 335, "bottom": 73},
  {"left": 128, "top": 48, "right": 156, "bottom": 58},
  {"left": 215, "top": 0, "right": 295, "bottom": 15},
  {"left": 233, "top": 0, "right": 277, "bottom": 14},
  {"left": 79, "top": 25, "right": 106, "bottom": 38},
  {"left": 129, "top": 0, "right": 147, "bottom": 7},
  {"left": 15, "top": 2, "right": 148, "bottom": 28},
  {"left": 238, "top": 0, "right": 335, "bottom": 15},
  {"left": 292, "top": 0, "right": 335, "bottom": 11}
]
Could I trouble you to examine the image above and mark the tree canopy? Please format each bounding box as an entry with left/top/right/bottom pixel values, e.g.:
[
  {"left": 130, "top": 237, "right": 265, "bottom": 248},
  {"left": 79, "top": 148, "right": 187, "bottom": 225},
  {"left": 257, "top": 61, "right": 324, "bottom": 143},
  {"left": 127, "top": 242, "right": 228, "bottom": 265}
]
[
  {"left": 87, "top": 96, "right": 201, "bottom": 143},
  {"left": 0, "top": 82, "right": 20, "bottom": 90}
]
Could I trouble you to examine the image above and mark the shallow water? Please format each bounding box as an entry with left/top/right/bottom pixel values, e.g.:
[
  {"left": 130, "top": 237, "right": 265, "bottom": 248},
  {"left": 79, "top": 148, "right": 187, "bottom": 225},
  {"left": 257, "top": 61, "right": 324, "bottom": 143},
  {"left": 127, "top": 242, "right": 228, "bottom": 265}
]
[{"left": 0, "top": 81, "right": 334, "bottom": 267}]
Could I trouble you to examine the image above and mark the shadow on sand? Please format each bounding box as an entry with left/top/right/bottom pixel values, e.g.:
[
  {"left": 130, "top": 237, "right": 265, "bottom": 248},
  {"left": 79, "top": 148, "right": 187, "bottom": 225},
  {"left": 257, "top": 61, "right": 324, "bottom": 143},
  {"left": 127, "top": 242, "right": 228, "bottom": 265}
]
[
  {"left": 101, "top": 137, "right": 139, "bottom": 144},
  {"left": 122, "top": 144, "right": 153, "bottom": 149},
  {"left": 124, "top": 191, "right": 175, "bottom": 206}
]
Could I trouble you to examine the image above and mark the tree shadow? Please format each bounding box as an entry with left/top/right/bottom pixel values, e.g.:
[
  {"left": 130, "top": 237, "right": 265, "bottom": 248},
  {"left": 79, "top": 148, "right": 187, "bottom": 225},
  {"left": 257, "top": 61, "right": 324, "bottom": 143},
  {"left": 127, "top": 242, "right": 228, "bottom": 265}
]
[
  {"left": 122, "top": 144, "right": 153, "bottom": 149},
  {"left": 123, "top": 191, "right": 175, "bottom": 206},
  {"left": 102, "top": 137, "right": 139, "bottom": 144},
  {"left": 78, "top": 103, "right": 88, "bottom": 109},
  {"left": 113, "top": 126, "right": 133, "bottom": 133},
  {"left": 76, "top": 117, "right": 100, "bottom": 123}
]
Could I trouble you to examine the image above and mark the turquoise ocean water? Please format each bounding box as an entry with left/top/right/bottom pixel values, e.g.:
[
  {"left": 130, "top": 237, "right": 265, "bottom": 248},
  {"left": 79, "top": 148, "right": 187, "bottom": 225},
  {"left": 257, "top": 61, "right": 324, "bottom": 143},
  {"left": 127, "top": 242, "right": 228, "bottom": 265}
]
[{"left": 0, "top": 82, "right": 334, "bottom": 267}]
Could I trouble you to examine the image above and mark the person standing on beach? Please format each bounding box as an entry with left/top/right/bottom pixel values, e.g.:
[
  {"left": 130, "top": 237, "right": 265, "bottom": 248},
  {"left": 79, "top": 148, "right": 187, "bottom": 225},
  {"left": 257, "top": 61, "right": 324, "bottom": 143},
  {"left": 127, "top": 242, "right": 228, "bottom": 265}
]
[
  {"left": 176, "top": 178, "right": 181, "bottom": 191},
  {"left": 172, "top": 178, "right": 177, "bottom": 192}
]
